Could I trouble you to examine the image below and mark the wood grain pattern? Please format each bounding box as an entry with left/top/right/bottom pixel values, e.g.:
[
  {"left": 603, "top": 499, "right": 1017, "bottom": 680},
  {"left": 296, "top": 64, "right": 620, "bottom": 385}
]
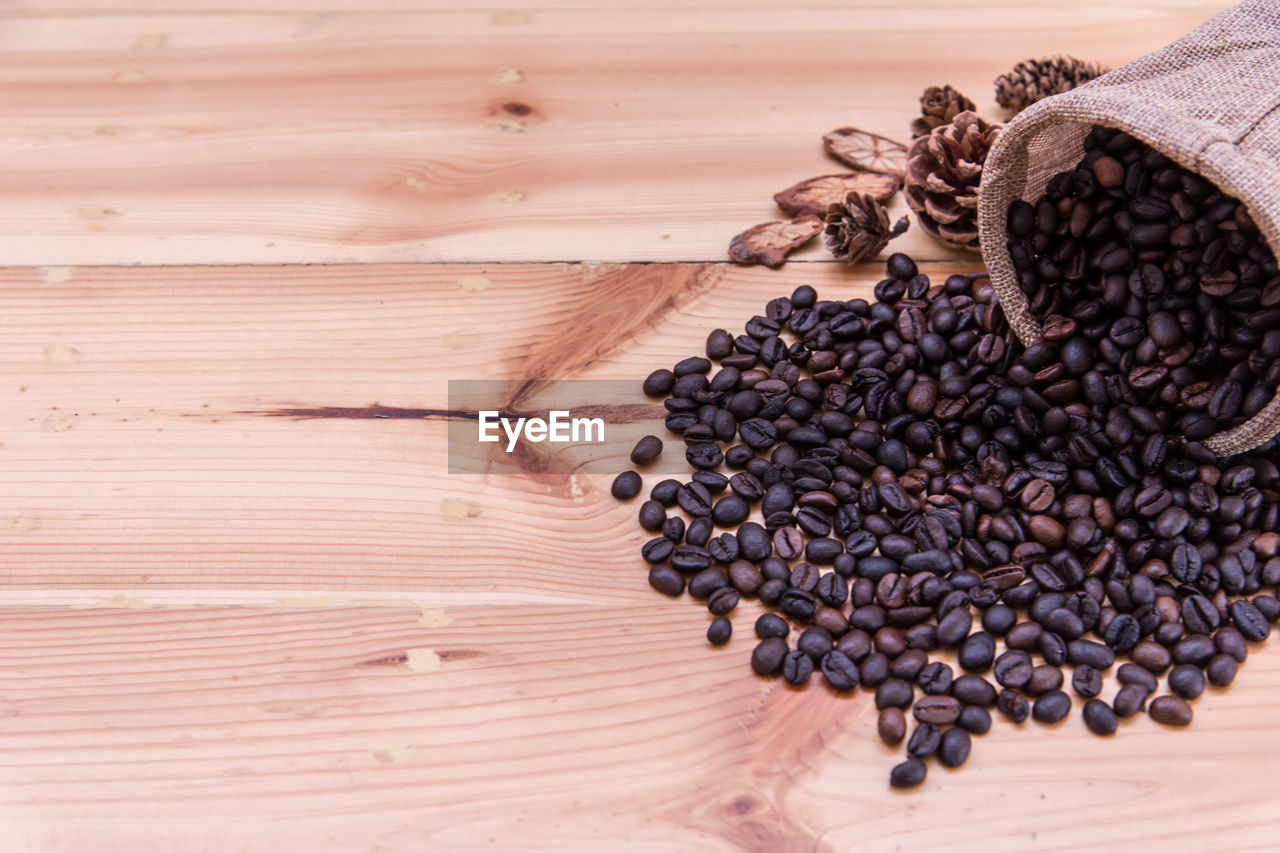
[
  {"left": 0, "top": 604, "right": 1276, "bottom": 852},
  {"left": 4, "top": 260, "right": 1280, "bottom": 852},
  {"left": 5, "top": 1, "right": 1272, "bottom": 849},
  {"left": 0, "top": 3, "right": 1234, "bottom": 265}
]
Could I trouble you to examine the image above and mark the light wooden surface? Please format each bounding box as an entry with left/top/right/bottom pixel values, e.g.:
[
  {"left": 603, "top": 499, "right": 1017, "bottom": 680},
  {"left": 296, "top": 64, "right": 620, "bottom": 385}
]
[{"left": 3, "top": 2, "right": 1274, "bottom": 851}]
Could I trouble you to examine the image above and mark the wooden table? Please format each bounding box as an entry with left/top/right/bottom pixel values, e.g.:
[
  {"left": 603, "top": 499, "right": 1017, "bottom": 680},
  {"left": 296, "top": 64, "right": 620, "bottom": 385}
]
[{"left": 3, "top": 2, "right": 1275, "bottom": 850}]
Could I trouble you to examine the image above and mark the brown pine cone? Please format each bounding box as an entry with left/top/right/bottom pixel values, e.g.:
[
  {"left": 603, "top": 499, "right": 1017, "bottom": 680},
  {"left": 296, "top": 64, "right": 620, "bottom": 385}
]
[
  {"left": 904, "top": 111, "right": 1002, "bottom": 251},
  {"left": 994, "top": 56, "right": 1108, "bottom": 113},
  {"left": 823, "top": 191, "right": 909, "bottom": 264},
  {"left": 911, "top": 85, "right": 976, "bottom": 139}
]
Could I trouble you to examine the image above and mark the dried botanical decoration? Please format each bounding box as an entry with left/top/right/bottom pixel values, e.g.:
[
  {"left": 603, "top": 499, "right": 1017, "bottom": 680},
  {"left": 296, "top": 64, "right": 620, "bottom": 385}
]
[
  {"left": 822, "top": 127, "right": 908, "bottom": 179},
  {"left": 823, "top": 191, "right": 909, "bottom": 264},
  {"left": 904, "top": 111, "right": 1002, "bottom": 250},
  {"left": 911, "top": 85, "right": 977, "bottom": 138},
  {"left": 727, "top": 215, "right": 824, "bottom": 267},
  {"left": 994, "top": 55, "right": 1109, "bottom": 113},
  {"left": 774, "top": 172, "right": 900, "bottom": 218}
]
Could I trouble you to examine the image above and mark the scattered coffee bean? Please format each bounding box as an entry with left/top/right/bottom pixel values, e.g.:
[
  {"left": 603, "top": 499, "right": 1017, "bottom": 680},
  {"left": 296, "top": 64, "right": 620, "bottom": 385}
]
[
  {"left": 630, "top": 435, "right": 663, "bottom": 465},
  {"left": 1149, "top": 695, "right": 1193, "bottom": 726},
  {"left": 707, "top": 616, "right": 732, "bottom": 645},
  {"left": 889, "top": 757, "right": 927, "bottom": 788},
  {"left": 938, "top": 727, "right": 972, "bottom": 768},
  {"left": 1082, "top": 698, "right": 1118, "bottom": 736}
]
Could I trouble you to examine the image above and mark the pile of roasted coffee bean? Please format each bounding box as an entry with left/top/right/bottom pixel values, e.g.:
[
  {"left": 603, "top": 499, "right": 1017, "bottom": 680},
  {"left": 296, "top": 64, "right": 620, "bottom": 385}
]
[
  {"left": 1008, "top": 125, "right": 1280, "bottom": 439},
  {"left": 613, "top": 132, "right": 1280, "bottom": 790}
]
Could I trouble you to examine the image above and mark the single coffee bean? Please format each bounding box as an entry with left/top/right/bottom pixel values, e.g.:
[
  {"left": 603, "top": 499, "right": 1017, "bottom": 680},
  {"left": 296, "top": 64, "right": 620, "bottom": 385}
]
[
  {"left": 875, "top": 677, "right": 915, "bottom": 710},
  {"left": 821, "top": 649, "right": 860, "bottom": 691},
  {"left": 938, "top": 726, "right": 972, "bottom": 768},
  {"left": 647, "top": 565, "right": 684, "bottom": 596},
  {"left": 783, "top": 649, "right": 814, "bottom": 685},
  {"left": 878, "top": 707, "right": 907, "bottom": 745},
  {"left": 750, "top": 637, "right": 788, "bottom": 676},
  {"left": 1168, "top": 664, "right": 1206, "bottom": 700},
  {"left": 642, "top": 369, "right": 675, "bottom": 397},
  {"left": 1113, "top": 683, "right": 1150, "bottom": 718},
  {"left": 957, "top": 704, "right": 992, "bottom": 735},
  {"left": 907, "top": 722, "right": 942, "bottom": 758},
  {"left": 611, "top": 470, "right": 643, "bottom": 500},
  {"left": 918, "top": 661, "right": 954, "bottom": 695},
  {"left": 1082, "top": 698, "right": 1118, "bottom": 736},
  {"left": 707, "top": 616, "right": 732, "bottom": 645},
  {"left": 631, "top": 435, "right": 663, "bottom": 465},
  {"left": 997, "top": 688, "right": 1030, "bottom": 723},
  {"left": 1032, "top": 690, "right": 1072, "bottom": 723},
  {"left": 1072, "top": 665, "right": 1103, "bottom": 698},
  {"left": 754, "top": 613, "right": 789, "bottom": 639},
  {"left": 958, "top": 631, "right": 996, "bottom": 672},
  {"left": 913, "top": 695, "right": 962, "bottom": 725},
  {"left": 951, "top": 674, "right": 997, "bottom": 707},
  {"left": 1117, "top": 662, "right": 1159, "bottom": 693},
  {"left": 1206, "top": 653, "right": 1238, "bottom": 687},
  {"left": 889, "top": 757, "right": 927, "bottom": 788},
  {"left": 1148, "top": 695, "right": 1193, "bottom": 726}
]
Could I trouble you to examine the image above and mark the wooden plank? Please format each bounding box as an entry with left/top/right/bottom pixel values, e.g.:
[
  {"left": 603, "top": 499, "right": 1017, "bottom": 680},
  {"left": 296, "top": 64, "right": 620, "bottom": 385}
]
[
  {"left": 0, "top": 604, "right": 1277, "bottom": 851},
  {"left": 0, "top": 4, "right": 1232, "bottom": 265},
  {"left": 0, "top": 261, "right": 959, "bottom": 592}
]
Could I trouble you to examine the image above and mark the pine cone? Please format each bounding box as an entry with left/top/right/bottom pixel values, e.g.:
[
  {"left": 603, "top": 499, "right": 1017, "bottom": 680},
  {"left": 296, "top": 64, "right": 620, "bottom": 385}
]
[
  {"left": 911, "top": 85, "right": 976, "bottom": 139},
  {"left": 823, "top": 191, "right": 909, "bottom": 264},
  {"left": 994, "top": 56, "right": 1108, "bottom": 113},
  {"left": 904, "top": 111, "right": 1002, "bottom": 251}
]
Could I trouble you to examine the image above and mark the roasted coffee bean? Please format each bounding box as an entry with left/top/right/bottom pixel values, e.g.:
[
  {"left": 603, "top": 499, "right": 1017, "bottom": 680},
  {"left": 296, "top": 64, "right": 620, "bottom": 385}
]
[
  {"left": 648, "top": 565, "right": 684, "bottom": 596},
  {"left": 918, "top": 661, "right": 954, "bottom": 695},
  {"left": 907, "top": 722, "right": 942, "bottom": 758},
  {"left": 997, "top": 688, "right": 1030, "bottom": 723},
  {"left": 1067, "top": 639, "right": 1115, "bottom": 670},
  {"left": 889, "top": 757, "right": 927, "bottom": 788},
  {"left": 754, "top": 613, "right": 789, "bottom": 639},
  {"left": 938, "top": 727, "right": 972, "bottom": 768},
  {"left": 1025, "top": 664, "right": 1064, "bottom": 697},
  {"left": 642, "top": 369, "right": 675, "bottom": 397},
  {"left": 952, "top": 674, "right": 997, "bottom": 707},
  {"left": 1168, "top": 663, "right": 1206, "bottom": 699},
  {"left": 958, "top": 631, "right": 996, "bottom": 672},
  {"left": 638, "top": 500, "right": 666, "bottom": 532},
  {"left": 1206, "top": 653, "right": 1238, "bottom": 686},
  {"left": 750, "top": 637, "right": 788, "bottom": 676},
  {"left": 821, "top": 650, "right": 860, "bottom": 690},
  {"left": 913, "top": 695, "right": 962, "bottom": 725},
  {"left": 957, "top": 704, "right": 992, "bottom": 735},
  {"left": 1230, "top": 599, "right": 1271, "bottom": 642},
  {"left": 878, "top": 707, "right": 907, "bottom": 745},
  {"left": 1117, "top": 662, "right": 1159, "bottom": 693},
  {"left": 875, "top": 678, "right": 915, "bottom": 710},
  {"left": 1082, "top": 698, "right": 1119, "bottom": 736},
  {"left": 1032, "top": 689, "right": 1072, "bottom": 723},
  {"left": 631, "top": 435, "right": 664, "bottom": 465},
  {"left": 611, "top": 470, "right": 643, "bottom": 500},
  {"left": 1149, "top": 695, "right": 1193, "bottom": 726},
  {"left": 1114, "top": 683, "right": 1151, "bottom": 718},
  {"left": 783, "top": 650, "right": 814, "bottom": 685},
  {"left": 707, "top": 616, "right": 732, "bottom": 645},
  {"left": 1072, "top": 665, "right": 1103, "bottom": 698}
]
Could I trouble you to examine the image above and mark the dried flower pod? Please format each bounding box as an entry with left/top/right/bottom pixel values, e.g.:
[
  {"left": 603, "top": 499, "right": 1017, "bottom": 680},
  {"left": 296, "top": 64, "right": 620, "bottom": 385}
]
[
  {"left": 823, "top": 191, "right": 909, "bottom": 264},
  {"left": 728, "top": 216, "right": 823, "bottom": 268},
  {"left": 994, "top": 56, "right": 1109, "bottom": 113},
  {"left": 774, "top": 172, "right": 900, "bottom": 219},
  {"left": 822, "top": 127, "right": 908, "bottom": 179},
  {"left": 911, "top": 85, "right": 977, "bottom": 138},
  {"left": 904, "top": 111, "right": 1002, "bottom": 251}
]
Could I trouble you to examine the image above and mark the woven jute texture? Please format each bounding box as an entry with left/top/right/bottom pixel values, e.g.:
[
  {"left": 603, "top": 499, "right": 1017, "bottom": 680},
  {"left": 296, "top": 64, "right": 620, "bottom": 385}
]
[{"left": 977, "top": 0, "right": 1280, "bottom": 456}]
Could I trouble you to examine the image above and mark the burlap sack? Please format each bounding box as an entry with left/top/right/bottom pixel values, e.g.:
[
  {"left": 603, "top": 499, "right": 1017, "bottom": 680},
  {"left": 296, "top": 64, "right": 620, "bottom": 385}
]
[{"left": 977, "top": 0, "right": 1280, "bottom": 456}]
